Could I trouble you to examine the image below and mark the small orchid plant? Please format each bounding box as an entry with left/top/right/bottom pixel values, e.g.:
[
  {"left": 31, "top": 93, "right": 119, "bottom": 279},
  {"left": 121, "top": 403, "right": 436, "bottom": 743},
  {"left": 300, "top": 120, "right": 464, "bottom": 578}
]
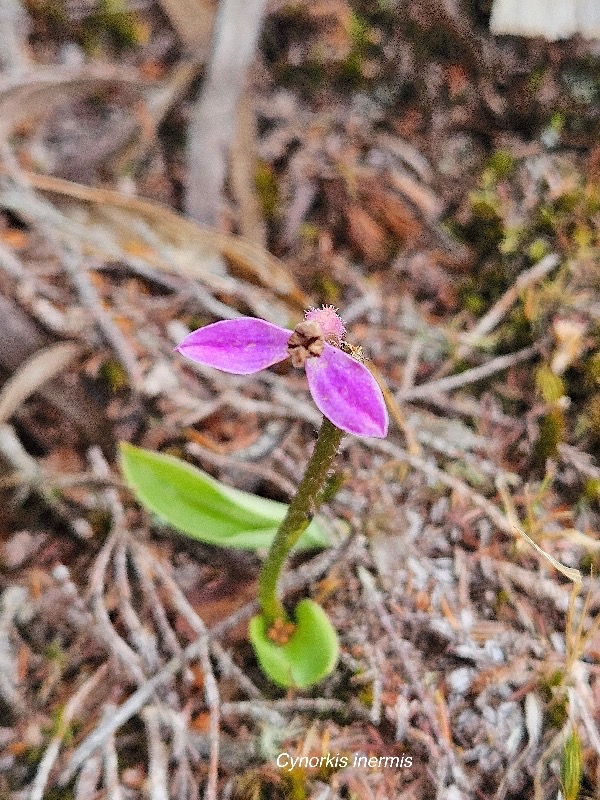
[
  {"left": 121, "top": 306, "right": 387, "bottom": 688},
  {"left": 174, "top": 306, "right": 388, "bottom": 687}
]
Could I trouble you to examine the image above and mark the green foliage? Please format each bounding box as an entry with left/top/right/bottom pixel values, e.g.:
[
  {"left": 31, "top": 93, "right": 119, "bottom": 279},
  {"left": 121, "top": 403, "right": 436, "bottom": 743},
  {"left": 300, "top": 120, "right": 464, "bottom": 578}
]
[
  {"left": 119, "top": 443, "right": 329, "bottom": 551},
  {"left": 561, "top": 729, "right": 582, "bottom": 800},
  {"left": 249, "top": 599, "right": 339, "bottom": 688}
]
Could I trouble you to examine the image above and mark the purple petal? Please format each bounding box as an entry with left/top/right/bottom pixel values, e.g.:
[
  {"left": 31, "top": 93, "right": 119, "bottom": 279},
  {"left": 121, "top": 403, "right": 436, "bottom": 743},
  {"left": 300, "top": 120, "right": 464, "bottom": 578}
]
[
  {"left": 176, "top": 318, "right": 291, "bottom": 374},
  {"left": 305, "top": 345, "right": 388, "bottom": 438}
]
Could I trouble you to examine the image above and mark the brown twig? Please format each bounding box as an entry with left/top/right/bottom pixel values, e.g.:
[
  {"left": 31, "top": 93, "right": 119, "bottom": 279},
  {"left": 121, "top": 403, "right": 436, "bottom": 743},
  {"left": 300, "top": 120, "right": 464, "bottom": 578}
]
[
  {"left": 185, "top": 0, "right": 268, "bottom": 225},
  {"left": 60, "top": 534, "right": 360, "bottom": 784},
  {"left": 398, "top": 343, "right": 542, "bottom": 402},
  {"left": 30, "top": 666, "right": 108, "bottom": 800}
]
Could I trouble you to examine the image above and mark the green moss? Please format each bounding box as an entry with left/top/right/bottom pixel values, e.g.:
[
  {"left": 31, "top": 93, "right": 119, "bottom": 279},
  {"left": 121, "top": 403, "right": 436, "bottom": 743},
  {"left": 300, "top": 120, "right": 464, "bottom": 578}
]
[
  {"left": 299, "top": 223, "right": 320, "bottom": 244},
  {"left": 548, "top": 694, "right": 569, "bottom": 728},
  {"left": 486, "top": 150, "right": 516, "bottom": 181},
  {"left": 542, "top": 668, "right": 565, "bottom": 692},
  {"left": 462, "top": 290, "right": 486, "bottom": 316},
  {"left": 495, "top": 588, "right": 511, "bottom": 609},
  {"left": 581, "top": 396, "right": 600, "bottom": 441},
  {"left": 254, "top": 162, "right": 279, "bottom": 221},
  {"left": 584, "top": 352, "right": 600, "bottom": 388},
  {"left": 535, "top": 366, "right": 566, "bottom": 403},
  {"left": 44, "top": 639, "right": 66, "bottom": 664},
  {"left": 549, "top": 111, "right": 566, "bottom": 134},
  {"left": 528, "top": 238, "right": 550, "bottom": 262},
  {"left": 92, "top": 0, "right": 143, "bottom": 47},
  {"left": 342, "top": 12, "right": 370, "bottom": 83},
  {"left": 100, "top": 358, "right": 129, "bottom": 393},
  {"left": 582, "top": 478, "right": 600, "bottom": 503},
  {"left": 313, "top": 273, "right": 341, "bottom": 303},
  {"left": 533, "top": 408, "right": 565, "bottom": 465},
  {"left": 357, "top": 684, "right": 374, "bottom": 707},
  {"left": 282, "top": 770, "right": 308, "bottom": 800},
  {"left": 498, "top": 306, "right": 534, "bottom": 352},
  {"left": 527, "top": 68, "right": 545, "bottom": 93},
  {"left": 499, "top": 225, "right": 524, "bottom": 255}
]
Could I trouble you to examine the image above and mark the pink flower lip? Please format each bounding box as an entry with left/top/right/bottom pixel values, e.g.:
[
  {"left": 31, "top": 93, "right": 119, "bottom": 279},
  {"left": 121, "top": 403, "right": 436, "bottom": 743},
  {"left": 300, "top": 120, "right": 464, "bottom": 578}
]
[{"left": 176, "top": 314, "right": 388, "bottom": 438}]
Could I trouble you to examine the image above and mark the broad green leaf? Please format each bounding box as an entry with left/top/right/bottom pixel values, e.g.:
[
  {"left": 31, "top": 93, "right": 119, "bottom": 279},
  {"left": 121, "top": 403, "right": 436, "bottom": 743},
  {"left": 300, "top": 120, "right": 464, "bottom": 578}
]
[
  {"left": 249, "top": 600, "right": 339, "bottom": 688},
  {"left": 119, "top": 443, "right": 329, "bottom": 551}
]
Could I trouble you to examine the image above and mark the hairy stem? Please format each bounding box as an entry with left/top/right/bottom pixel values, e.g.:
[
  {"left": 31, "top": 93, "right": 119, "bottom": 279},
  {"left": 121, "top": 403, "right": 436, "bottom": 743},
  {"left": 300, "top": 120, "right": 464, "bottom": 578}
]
[{"left": 258, "top": 417, "right": 343, "bottom": 626}]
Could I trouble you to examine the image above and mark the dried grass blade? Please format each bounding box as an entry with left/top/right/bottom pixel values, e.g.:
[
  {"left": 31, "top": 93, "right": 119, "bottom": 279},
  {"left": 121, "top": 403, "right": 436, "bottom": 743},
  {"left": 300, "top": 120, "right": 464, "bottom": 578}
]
[
  {"left": 0, "top": 341, "right": 80, "bottom": 425},
  {"left": 514, "top": 526, "right": 582, "bottom": 584}
]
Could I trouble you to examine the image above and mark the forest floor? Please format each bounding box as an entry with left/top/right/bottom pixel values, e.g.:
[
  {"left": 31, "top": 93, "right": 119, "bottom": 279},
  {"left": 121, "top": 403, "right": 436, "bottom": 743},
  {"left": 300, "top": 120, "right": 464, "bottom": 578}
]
[{"left": 2, "top": 1, "right": 600, "bottom": 798}]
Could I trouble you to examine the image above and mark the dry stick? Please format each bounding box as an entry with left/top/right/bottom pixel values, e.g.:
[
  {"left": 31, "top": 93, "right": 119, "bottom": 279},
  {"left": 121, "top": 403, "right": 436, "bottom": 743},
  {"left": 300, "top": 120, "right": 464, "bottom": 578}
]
[
  {"left": 186, "top": 0, "right": 268, "bottom": 225},
  {"left": 0, "top": 586, "right": 26, "bottom": 715},
  {"left": 209, "top": 640, "right": 264, "bottom": 701},
  {"left": 372, "top": 437, "right": 513, "bottom": 534},
  {"left": 230, "top": 91, "right": 267, "bottom": 247},
  {"left": 159, "top": 705, "right": 196, "bottom": 800},
  {"left": 187, "top": 439, "right": 297, "bottom": 497},
  {"left": 29, "top": 665, "right": 108, "bottom": 800},
  {"left": 402, "top": 337, "right": 425, "bottom": 392},
  {"left": 0, "top": 238, "right": 27, "bottom": 279},
  {"left": 0, "top": 158, "right": 143, "bottom": 386},
  {"left": 138, "top": 547, "right": 221, "bottom": 800},
  {"left": 533, "top": 723, "right": 569, "bottom": 800},
  {"left": 0, "top": 0, "right": 30, "bottom": 72},
  {"left": 88, "top": 531, "right": 146, "bottom": 685},
  {"left": 357, "top": 566, "right": 470, "bottom": 793},
  {"left": 0, "top": 165, "right": 239, "bottom": 325},
  {"left": 142, "top": 706, "right": 171, "bottom": 800},
  {"left": 118, "top": 56, "right": 206, "bottom": 172},
  {"left": 73, "top": 754, "right": 102, "bottom": 800},
  {"left": 59, "top": 535, "right": 358, "bottom": 784},
  {"left": 129, "top": 544, "right": 185, "bottom": 662},
  {"left": 0, "top": 423, "right": 93, "bottom": 539},
  {"left": 397, "top": 343, "right": 541, "bottom": 402},
  {"left": 431, "top": 254, "right": 558, "bottom": 382},
  {"left": 61, "top": 247, "right": 142, "bottom": 391},
  {"left": 101, "top": 706, "right": 124, "bottom": 800},
  {"left": 220, "top": 697, "right": 370, "bottom": 722},
  {"left": 459, "top": 254, "right": 559, "bottom": 353},
  {"left": 113, "top": 536, "right": 162, "bottom": 673}
]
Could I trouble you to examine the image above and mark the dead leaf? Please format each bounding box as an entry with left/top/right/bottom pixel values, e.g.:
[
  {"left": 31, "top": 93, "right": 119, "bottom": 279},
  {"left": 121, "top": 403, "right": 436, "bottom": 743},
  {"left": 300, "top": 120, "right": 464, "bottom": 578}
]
[
  {"left": 21, "top": 171, "right": 308, "bottom": 311},
  {"left": 363, "top": 186, "right": 424, "bottom": 244},
  {"left": 345, "top": 204, "right": 389, "bottom": 264},
  {"left": 0, "top": 65, "right": 147, "bottom": 141},
  {"left": 158, "top": 0, "right": 217, "bottom": 49}
]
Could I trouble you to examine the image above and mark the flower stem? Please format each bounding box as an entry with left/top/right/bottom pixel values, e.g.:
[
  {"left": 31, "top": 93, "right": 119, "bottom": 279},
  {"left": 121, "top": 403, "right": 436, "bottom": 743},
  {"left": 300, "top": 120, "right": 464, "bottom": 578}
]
[{"left": 258, "top": 417, "right": 344, "bottom": 626}]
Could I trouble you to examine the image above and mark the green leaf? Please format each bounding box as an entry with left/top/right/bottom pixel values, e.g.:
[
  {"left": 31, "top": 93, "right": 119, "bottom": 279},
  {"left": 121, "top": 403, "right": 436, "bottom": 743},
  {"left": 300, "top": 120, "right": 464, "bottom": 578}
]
[
  {"left": 119, "top": 443, "right": 329, "bottom": 551},
  {"left": 249, "top": 600, "right": 339, "bottom": 688}
]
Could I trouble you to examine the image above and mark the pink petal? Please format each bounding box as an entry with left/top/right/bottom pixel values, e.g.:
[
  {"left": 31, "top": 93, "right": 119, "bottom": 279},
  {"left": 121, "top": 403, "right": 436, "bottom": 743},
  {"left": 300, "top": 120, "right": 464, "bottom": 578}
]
[
  {"left": 305, "top": 345, "right": 388, "bottom": 438},
  {"left": 176, "top": 318, "right": 291, "bottom": 374}
]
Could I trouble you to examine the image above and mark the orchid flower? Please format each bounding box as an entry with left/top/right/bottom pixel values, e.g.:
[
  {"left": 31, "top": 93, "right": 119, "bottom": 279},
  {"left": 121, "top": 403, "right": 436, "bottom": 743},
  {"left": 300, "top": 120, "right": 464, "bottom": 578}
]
[{"left": 176, "top": 306, "right": 388, "bottom": 439}]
